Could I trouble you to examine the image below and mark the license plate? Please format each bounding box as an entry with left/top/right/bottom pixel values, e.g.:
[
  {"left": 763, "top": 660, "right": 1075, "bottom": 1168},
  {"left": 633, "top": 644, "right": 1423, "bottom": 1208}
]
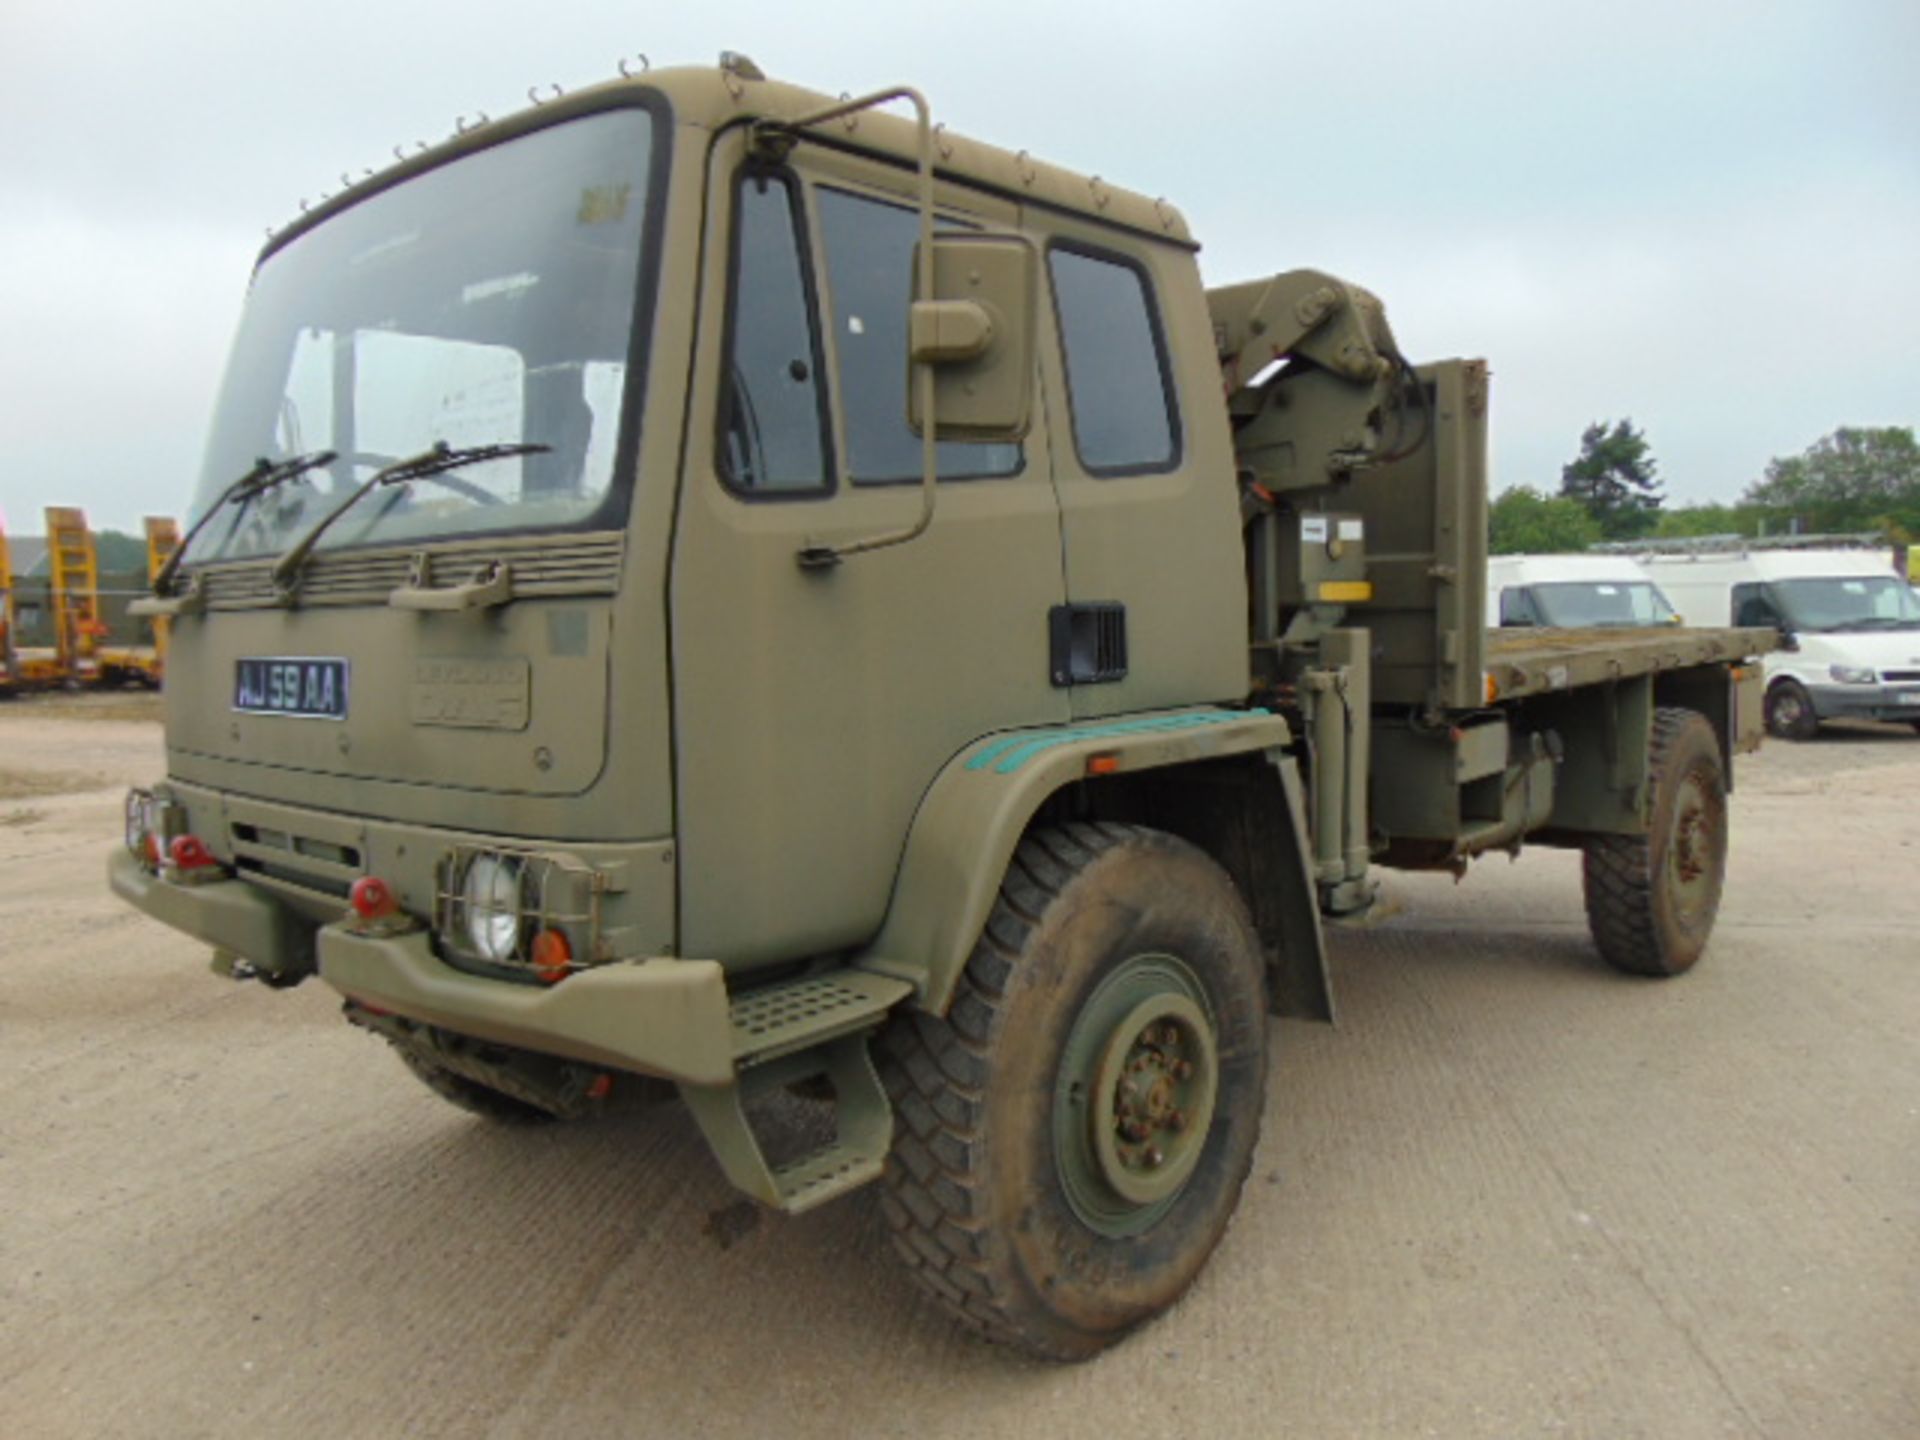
[
  {"left": 1899, "top": 692, "right": 1920, "bottom": 706},
  {"left": 234, "top": 657, "right": 349, "bottom": 719}
]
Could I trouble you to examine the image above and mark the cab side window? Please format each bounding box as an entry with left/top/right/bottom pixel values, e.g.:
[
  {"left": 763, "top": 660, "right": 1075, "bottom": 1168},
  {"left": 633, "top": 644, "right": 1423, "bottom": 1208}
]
[
  {"left": 1731, "top": 582, "right": 1778, "bottom": 629},
  {"left": 718, "top": 172, "right": 832, "bottom": 494},
  {"left": 815, "top": 186, "right": 1020, "bottom": 484},
  {"left": 1048, "top": 244, "right": 1179, "bottom": 474},
  {"left": 1499, "top": 588, "right": 1540, "bottom": 626}
]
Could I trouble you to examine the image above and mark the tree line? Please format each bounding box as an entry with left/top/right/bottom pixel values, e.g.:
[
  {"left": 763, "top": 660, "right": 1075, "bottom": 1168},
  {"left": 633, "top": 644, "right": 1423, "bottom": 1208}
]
[{"left": 1490, "top": 423, "right": 1920, "bottom": 554}]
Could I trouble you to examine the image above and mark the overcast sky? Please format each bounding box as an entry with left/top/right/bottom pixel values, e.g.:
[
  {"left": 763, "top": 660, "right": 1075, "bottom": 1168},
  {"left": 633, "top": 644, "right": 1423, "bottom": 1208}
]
[{"left": 3, "top": 0, "right": 1915, "bottom": 534}]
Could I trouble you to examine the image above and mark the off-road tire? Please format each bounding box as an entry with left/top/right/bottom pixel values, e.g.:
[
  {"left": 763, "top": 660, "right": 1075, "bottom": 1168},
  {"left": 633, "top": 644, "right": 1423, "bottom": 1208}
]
[
  {"left": 1764, "top": 679, "right": 1819, "bottom": 740},
  {"left": 875, "top": 822, "right": 1268, "bottom": 1361},
  {"left": 394, "top": 1048, "right": 558, "bottom": 1125},
  {"left": 1582, "top": 707, "right": 1727, "bottom": 977}
]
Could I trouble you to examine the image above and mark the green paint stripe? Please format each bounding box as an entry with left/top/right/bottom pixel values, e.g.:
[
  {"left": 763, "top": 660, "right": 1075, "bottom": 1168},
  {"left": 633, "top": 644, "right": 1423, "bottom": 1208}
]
[
  {"left": 963, "top": 708, "right": 1267, "bottom": 776},
  {"left": 964, "top": 733, "right": 1033, "bottom": 770}
]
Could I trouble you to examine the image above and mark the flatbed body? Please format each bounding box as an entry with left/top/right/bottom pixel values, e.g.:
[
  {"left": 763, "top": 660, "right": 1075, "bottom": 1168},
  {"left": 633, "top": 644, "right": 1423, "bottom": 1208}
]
[{"left": 1484, "top": 625, "right": 1775, "bottom": 701}]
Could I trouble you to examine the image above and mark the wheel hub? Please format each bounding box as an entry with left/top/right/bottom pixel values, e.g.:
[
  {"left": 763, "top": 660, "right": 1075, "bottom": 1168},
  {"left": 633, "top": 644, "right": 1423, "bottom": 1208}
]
[
  {"left": 1666, "top": 771, "right": 1719, "bottom": 921},
  {"left": 1054, "top": 955, "right": 1221, "bottom": 1234},
  {"left": 1104, "top": 1015, "right": 1206, "bottom": 1176}
]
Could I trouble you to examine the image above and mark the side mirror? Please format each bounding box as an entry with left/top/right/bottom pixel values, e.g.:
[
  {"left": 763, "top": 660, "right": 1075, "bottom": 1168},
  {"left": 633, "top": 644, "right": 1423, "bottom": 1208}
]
[{"left": 908, "top": 232, "right": 1037, "bottom": 442}]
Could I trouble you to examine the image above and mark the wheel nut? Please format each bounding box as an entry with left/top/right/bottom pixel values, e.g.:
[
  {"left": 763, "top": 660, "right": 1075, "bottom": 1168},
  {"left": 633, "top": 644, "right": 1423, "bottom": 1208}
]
[
  {"left": 1174, "top": 1060, "right": 1193, "bottom": 1080},
  {"left": 1146, "top": 1147, "right": 1164, "bottom": 1168},
  {"left": 1168, "top": 1110, "right": 1186, "bottom": 1132}
]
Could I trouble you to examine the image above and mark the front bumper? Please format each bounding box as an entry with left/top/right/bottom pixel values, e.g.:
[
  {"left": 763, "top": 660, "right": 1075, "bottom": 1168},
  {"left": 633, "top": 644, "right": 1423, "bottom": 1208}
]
[
  {"left": 108, "top": 846, "right": 734, "bottom": 1085},
  {"left": 1806, "top": 683, "right": 1920, "bottom": 723},
  {"left": 318, "top": 925, "right": 733, "bottom": 1085},
  {"left": 109, "top": 847, "right": 313, "bottom": 975}
]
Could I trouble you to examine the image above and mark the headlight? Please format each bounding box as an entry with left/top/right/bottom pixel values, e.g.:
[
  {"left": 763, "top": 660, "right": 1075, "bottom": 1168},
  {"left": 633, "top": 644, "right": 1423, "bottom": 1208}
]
[
  {"left": 460, "top": 853, "right": 525, "bottom": 961},
  {"left": 1829, "top": 664, "right": 1876, "bottom": 685},
  {"left": 124, "top": 789, "right": 155, "bottom": 864}
]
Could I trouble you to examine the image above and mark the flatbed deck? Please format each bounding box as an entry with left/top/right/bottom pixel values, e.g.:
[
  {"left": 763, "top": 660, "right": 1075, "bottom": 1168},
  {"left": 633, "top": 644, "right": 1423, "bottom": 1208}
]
[{"left": 1483, "top": 626, "right": 1776, "bottom": 701}]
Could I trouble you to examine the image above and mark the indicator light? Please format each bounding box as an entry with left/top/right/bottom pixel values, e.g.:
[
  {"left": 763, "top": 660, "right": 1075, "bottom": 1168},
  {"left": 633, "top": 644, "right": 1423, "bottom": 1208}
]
[{"left": 531, "top": 928, "right": 572, "bottom": 984}]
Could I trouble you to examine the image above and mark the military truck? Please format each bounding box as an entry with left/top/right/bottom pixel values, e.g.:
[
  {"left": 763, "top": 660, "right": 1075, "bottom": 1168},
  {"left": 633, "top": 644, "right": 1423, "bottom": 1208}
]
[{"left": 113, "top": 56, "right": 1772, "bottom": 1360}]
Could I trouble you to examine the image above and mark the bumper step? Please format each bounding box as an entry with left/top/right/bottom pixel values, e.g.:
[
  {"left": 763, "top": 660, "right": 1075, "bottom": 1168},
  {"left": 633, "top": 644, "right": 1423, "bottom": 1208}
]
[
  {"left": 686, "top": 969, "right": 912, "bottom": 1214},
  {"left": 728, "top": 969, "right": 913, "bottom": 1065}
]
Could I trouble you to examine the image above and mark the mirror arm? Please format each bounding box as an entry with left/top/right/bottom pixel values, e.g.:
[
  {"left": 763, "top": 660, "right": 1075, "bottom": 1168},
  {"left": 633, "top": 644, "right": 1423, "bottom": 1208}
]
[{"left": 772, "top": 87, "right": 940, "bottom": 572}]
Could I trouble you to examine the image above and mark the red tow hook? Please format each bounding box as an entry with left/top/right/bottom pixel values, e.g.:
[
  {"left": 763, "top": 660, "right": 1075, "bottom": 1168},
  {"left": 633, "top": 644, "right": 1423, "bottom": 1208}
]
[
  {"left": 168, "top": 834, "right": 217, "bottom": 870},
  {"left": 349, "top": 876, "right": 398, "bottom": 921},
  {"left": 165, "top": 834, "right": 226, "bottom": 886}
]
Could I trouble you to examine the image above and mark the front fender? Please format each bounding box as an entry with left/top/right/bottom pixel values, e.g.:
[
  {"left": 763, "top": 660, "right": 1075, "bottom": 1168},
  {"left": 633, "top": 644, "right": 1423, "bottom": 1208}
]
[{"left": 853, "top": 707, "right": 1293, "bottom": 1014}]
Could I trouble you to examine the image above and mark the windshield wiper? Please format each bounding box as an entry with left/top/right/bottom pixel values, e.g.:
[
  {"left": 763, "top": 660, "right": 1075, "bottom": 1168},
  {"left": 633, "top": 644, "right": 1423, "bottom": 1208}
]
[
  {"left": 269, "top": 440, "right": 549, "bottom": 597},
  {"left": 155, "top": 449, "right": 338, "bottom": 594}
]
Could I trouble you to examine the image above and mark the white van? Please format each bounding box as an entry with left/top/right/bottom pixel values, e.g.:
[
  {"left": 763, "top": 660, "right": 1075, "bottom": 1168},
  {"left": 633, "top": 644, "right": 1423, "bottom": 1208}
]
[
  {"left": 1488, "top": 554, "right": 1681, "bottom": 629},
  {"left": 1638, "top": 545, "right": 1920, "bottom": 738}
]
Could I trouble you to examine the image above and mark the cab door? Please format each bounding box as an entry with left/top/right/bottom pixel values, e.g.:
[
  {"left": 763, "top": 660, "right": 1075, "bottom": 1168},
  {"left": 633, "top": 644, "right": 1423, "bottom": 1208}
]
[
  {"left": 670, "top": 132, "right": 1067, "bottom": 969},
  {"left": 1032, "top": 219, "right": 1247, "bottom": 719}
]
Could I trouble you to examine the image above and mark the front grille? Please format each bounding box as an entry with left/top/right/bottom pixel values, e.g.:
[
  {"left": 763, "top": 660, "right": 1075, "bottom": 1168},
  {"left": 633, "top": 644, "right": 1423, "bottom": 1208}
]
[
  {"left": 193, "top": 532, "right": 626, "bottom": 611},
  {"left": 229, "top": 822, "right": 362, "bottom": 901},
  {"left": 1881, "top": 669, "right": 1920, "bottom": 683}
]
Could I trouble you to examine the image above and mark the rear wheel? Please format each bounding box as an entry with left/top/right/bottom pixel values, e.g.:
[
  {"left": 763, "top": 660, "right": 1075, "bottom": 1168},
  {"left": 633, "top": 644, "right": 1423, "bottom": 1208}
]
[
  {"left": 876, "top": 823, "right": 1268, "bottom": 1361},
  {"left": 1583, "top": 707, "right": 1727, "bottom": 977},
  {"left": 1764, "top": 679, "right": 1819, "bottom": 740}
]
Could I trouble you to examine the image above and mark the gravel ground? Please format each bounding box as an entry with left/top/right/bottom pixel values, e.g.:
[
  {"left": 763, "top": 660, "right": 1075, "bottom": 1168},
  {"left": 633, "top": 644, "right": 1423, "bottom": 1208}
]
[{"left": 1, "top": 697, "right": 1915, "bottom": 1439}]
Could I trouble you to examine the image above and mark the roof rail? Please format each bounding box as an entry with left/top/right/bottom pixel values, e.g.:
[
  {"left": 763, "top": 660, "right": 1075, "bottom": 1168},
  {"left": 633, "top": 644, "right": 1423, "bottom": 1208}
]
[{"left": 1590, "top": 532, "right": 1885, "bottom": 557}]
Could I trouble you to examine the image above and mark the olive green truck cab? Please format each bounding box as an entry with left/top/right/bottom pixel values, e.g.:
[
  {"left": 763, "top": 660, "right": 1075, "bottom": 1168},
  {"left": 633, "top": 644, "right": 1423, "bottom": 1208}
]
[{"left": 111, "top": 57, "right": 1771, "bottom": 1360}]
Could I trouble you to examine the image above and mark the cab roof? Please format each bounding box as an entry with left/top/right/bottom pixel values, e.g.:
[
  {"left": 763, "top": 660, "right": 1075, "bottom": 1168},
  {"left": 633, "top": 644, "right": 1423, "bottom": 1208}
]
[{"left": 267, "top": 59, "right": 1194, "bottom": 260}]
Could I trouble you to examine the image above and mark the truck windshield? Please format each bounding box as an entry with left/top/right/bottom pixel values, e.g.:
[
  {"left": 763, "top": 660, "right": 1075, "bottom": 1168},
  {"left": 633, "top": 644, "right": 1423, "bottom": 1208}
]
[
  {"left": 183, "top": 107, "right": 658, "bottom": 566},
  {"left": 1531, "top": 581, "right": 1678, "bottom": 627},
  {"left": 1772, "top": 576, "right": 1920, "bottom": 632}
]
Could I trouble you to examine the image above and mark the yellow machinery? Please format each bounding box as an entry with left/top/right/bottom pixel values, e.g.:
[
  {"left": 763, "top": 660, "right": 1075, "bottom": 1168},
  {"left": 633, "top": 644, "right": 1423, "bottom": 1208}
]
[
  {"left": 46, "top": 506, "right": 105, "bottom": 685},
  {"left": 3, "top": 509, "right": 77, "bottom": 688},
  {"left": 0, "top": 506, "right": 176, "bottom": 692},
  {"left": 95, "top": 516, "right": 178, "bottom": 687},
  {"left": 0, "top": 511, "right": 16, "bottom": 692},
  {"left": 145, "top": 516, "right": 179, "bottom": 678}
]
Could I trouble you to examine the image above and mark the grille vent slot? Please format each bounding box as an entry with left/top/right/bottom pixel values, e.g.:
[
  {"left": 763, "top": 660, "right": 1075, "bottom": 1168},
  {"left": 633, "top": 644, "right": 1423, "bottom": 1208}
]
[
  {"left": 192, "top": 532, "right": 625, "bottom": 610},
  {"left": 1049, "top": 602, "right": 1129, "bottom": 686}
]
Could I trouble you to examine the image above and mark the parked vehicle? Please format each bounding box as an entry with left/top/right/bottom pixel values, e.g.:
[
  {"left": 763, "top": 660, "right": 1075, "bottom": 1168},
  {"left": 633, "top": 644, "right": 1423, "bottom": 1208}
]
[
  {"left": 1637, "top": 541, "right": 1920, "bottom": 738},
  {"left": 112, "top": 56, "right": 1774, "bottom": 1359},
  {"left": 1489, "top": 553, "right": 1680, "bottom": 628}
]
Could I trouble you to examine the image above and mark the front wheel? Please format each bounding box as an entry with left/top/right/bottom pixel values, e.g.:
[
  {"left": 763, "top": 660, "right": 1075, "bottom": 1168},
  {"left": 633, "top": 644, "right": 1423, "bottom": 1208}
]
[
  {"left": 877, "top": 823, "right": 1268, "bottom": 1361},
  {"left": 1583, "top": 707, "right": 1728, "bottom": 977},
  {"left": 1764, "top": 679, "right": 1819, "bottom": 740}
]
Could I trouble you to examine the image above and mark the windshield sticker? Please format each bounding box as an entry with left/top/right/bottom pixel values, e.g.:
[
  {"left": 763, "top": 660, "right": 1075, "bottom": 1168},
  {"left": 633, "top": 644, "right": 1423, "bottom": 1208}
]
[
  {"left": 462, "top": 273, "right": 540, "bottom": 305},
  {"left": 1597, "top": 585, "right": 1618, "bottom": 594},
  {"left": 1842, "top": 581, "right": 1866, "bottom": 592},
  {"left": 577, "top": 183, "right": 632, "bottom": 225}
]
